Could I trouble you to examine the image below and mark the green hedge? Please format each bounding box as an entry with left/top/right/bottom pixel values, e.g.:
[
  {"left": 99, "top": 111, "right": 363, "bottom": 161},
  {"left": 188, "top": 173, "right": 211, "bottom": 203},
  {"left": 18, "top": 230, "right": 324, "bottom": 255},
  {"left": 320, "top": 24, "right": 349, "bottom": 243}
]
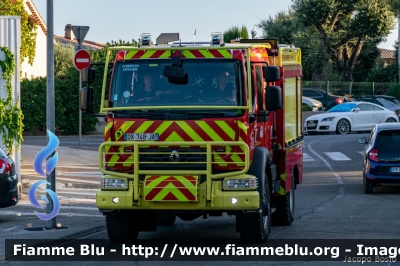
[{"left": 21, "top": 66, "right": 98, "bottom": 134}]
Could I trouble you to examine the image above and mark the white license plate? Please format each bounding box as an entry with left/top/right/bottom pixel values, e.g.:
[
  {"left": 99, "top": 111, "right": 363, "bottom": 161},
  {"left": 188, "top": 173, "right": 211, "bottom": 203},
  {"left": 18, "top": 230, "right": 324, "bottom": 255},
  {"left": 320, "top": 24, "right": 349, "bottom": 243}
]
[
  {"left": 307, "top": 123, "right": 316, "bottom": 127},
  {"left": 390, "top": 167, "right": 400, "bottom": 173},
  {"left": 124, "top": 133, "right": 159, "bottom": 141}
]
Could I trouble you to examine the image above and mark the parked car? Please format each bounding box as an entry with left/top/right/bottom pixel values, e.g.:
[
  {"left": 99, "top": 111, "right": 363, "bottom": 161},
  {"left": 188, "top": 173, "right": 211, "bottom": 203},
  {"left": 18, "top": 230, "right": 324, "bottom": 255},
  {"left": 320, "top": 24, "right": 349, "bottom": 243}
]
[
  {"left": 304, "top": 102, "right": 399, "bottom": 135},
  {"left": 302, "top": 96, "right": 324, "bottom": 111},
  {"left": 0, "top": 147, "right": 19, "bottom": 208},
  {"left": 356, "top": 95, "right": 400, "bottom": 105},
  {"left": 302, "top": 88, "right": 344, "bottom": 110},
  {"left": 356, "top": 96, "right": 400, "bottom": 119},
  {"left": 359, "top": 123, "right": 400, "bottom": 193}
]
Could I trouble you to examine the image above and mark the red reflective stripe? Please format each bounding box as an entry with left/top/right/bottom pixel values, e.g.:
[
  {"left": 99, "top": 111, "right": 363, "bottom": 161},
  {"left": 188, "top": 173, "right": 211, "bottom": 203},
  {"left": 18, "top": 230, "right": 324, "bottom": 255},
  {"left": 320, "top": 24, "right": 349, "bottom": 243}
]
[
  {"left": 162, "top": 192, "right": 178, "bottom": 201},
  {"left": 190, "top": 50, "right": 205, "bottom": 58},
  {"left": 150, "top": 50, "right": 167, "bottom": 58}
]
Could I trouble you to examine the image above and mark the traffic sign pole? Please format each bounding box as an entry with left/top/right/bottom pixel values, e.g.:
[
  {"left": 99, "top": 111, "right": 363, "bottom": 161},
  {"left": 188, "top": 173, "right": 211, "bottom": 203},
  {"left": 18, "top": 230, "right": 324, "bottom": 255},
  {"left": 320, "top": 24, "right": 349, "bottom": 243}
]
[{"left": 71, "top": 26, "right": 90, "bottom": 147}]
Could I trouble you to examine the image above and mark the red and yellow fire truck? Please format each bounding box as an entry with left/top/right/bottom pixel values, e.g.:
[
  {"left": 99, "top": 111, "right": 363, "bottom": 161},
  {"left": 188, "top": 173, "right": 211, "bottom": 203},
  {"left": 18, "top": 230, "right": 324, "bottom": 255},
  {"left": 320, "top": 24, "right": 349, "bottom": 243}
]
[{"left": 80, "top": 34, "right": 303, "bottom": 243}]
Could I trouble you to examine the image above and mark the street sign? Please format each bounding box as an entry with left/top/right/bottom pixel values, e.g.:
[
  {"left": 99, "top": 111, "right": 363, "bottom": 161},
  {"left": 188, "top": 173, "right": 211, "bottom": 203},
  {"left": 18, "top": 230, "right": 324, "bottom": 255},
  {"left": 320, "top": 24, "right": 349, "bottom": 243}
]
[
  {"left": 74, "top": 49, "right": 91, "bottom": 71},
  {"left": 71, "top": 26, "right": 90, "bottom": 48}
]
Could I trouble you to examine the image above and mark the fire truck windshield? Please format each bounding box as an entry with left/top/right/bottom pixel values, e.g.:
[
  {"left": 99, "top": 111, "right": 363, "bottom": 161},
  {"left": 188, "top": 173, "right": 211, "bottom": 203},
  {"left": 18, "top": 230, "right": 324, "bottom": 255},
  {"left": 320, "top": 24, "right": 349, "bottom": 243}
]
[{"left": 111, "top": 59, "right": 243, "bottom": 108}]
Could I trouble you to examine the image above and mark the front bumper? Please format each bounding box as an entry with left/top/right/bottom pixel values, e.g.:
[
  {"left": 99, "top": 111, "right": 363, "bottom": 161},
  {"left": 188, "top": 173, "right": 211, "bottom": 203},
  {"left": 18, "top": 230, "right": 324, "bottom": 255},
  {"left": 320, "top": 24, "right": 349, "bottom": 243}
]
[
  {"left": 304, "top": 120, "right": 336, "bottom": 133},
  {"left": 97, "top": 180, "right": 260, "bottom": 211}
]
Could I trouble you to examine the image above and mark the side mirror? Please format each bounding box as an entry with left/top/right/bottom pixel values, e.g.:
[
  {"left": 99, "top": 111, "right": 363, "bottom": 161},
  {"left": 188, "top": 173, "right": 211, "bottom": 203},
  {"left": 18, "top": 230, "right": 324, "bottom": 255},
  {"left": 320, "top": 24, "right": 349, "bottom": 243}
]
[
  {"left": 266, "top": 86, "right": 282, "bottom": 111},
  {"left": 82, "top": 67, "right": 96, "bottom": 84},
  {"left": 264, "top": 66, "right": 280, "bottom": 82},
  {"left": 358, "top": 137, "right": 368, "bottom": 144},
  {"left": 353, "top": 108, "right": 360, "bottom": 112},
  {"left": 80, "top": 87, "right": 93, "bottom": 114}
]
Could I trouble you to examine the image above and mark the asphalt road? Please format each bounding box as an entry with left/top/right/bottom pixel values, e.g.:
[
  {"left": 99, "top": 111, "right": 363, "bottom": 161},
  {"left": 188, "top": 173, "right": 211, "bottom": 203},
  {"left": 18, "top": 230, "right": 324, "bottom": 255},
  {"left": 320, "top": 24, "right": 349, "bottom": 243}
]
[{"left": 2, "top": 133, "right": 400, "bottom": 265}]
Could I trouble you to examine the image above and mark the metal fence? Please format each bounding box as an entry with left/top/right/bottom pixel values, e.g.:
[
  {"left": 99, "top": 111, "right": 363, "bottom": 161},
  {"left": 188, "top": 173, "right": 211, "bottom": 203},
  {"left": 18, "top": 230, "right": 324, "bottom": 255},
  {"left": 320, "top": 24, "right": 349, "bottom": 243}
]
[{"left": 303, "top": 81, "right": 400, "bottom": 104}]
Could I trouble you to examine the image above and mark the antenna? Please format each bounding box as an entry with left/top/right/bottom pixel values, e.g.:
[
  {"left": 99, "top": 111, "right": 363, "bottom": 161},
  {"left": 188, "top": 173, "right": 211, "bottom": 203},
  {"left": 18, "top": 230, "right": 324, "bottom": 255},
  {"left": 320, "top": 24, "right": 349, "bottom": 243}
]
[
  {"left": 180, "top": 0, "right": 182, "bottom": 39},
  {"left": 193, "top": 9, "right": 201, "bottom": 44}
]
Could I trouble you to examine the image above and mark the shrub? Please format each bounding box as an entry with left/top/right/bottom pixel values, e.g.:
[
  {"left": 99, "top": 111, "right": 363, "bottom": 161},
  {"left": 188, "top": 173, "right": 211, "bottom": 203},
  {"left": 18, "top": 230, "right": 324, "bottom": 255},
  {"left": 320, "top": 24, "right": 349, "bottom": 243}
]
[{"left": 21, "top": 67, "right": 98, "bottom": 134}]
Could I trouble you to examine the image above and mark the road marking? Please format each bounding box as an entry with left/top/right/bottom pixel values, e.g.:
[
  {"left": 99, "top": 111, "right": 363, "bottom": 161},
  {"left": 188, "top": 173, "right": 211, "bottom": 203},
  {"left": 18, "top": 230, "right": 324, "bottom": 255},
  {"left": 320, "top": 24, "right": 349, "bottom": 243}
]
[
  {"left": 324, "top": 152, "right": 351, "bottom": 161},
  {"left": 17, "top": 204, "right": 98, "bottom": 211},
  {"left": 358, "top": 151, "right": 364, "bottom": 155},
  {"left": 55, "top": 191, "right": 96, "bottom": 196},
  {"left": 1, "top": 226, "right": 18, "bottom": 231},
  {"left": 303, "top": 153, "right": 315, "bottom": 161},
  {"left": 307, "top": 138, "right": 344, "bottom": 186},
  {"left": 0, "top": 211, "right": 102, "bottom": 217}
]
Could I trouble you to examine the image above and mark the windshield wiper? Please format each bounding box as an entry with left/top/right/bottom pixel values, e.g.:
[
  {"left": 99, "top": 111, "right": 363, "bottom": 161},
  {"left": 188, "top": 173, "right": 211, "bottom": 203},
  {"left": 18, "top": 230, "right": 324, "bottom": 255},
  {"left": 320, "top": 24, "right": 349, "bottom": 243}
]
[{"left": 112, "top": 111, "right": 169, "bottom": 120}]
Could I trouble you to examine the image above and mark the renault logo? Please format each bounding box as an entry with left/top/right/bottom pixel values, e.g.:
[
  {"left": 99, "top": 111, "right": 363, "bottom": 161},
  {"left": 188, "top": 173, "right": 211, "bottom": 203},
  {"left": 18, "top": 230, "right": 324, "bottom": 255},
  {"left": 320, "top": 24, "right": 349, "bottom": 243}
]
[{"left": 169, "top": 150, "right": 180, "bottom": 162}]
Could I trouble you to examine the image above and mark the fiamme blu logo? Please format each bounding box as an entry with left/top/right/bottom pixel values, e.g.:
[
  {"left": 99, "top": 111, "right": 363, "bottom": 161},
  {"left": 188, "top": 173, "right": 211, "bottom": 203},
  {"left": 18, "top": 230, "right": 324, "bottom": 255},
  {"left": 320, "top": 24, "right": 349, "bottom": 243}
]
[{"left": 28, "top": 130, "right": 61, "bottom": 221}]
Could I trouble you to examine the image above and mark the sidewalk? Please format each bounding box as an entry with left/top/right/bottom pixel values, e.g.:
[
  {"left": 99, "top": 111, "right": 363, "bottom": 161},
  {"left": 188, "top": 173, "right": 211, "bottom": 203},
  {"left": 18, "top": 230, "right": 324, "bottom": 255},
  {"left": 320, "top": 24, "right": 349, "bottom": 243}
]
[{"left": 20, "top": 141, "right": 101, "bottom": 201}]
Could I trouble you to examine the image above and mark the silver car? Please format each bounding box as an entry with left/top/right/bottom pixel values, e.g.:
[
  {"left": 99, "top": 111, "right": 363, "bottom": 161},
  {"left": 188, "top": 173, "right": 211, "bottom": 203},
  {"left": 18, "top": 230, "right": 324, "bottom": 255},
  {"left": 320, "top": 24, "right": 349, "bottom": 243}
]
[{"left": 302, "top": 96, "right": 324, "bottom": 112}]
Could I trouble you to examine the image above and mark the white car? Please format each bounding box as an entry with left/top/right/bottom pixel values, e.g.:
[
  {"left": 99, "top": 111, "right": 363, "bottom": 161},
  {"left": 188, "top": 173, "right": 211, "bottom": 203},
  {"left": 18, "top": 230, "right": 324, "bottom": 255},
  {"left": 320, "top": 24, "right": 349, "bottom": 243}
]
[
  {"left": 302, "top": 96, "right": 324, "bottom": 111},
  {"left": 304, "top": 102, "right": 399, "bottom": 135}
]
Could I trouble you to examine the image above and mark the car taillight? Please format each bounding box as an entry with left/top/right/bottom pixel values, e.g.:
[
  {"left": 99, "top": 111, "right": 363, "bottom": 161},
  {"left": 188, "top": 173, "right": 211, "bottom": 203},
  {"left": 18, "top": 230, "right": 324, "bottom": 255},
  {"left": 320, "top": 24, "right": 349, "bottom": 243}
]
[
  {"left": 335, "top": 98, "right": 343, "bottom": 104},
  {"left": 0, "top": 159, "right": 12, "bottom": 173},
  {"left": 369, "top": 149, "right": 379, "bottom": 162}
]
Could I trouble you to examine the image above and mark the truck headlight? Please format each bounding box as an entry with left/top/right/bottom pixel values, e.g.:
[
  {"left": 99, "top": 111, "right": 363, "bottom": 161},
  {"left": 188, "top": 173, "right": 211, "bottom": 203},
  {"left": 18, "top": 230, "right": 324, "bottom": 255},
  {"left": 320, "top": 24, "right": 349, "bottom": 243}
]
[
  {"left": 224, "top": 178, "right": 257, "bottom": 190},
  {"left": 101, "top": 178, "right": 128, "bottom": 189}
]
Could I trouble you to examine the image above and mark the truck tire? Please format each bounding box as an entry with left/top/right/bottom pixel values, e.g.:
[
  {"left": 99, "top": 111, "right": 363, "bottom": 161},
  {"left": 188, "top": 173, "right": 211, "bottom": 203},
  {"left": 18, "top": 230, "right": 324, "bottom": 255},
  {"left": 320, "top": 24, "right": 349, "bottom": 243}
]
[
  {"left": 239, "top": 147, "right": 271, "bottom": 243},
  {"left": 106, "top": 211, "right": 139, "bottom": 243},
  {"left": 156, "top": 214, "right": 176, "bottom": 226},
  {"left": 272, "top": 175, "right": 295, "bottom": 226}
]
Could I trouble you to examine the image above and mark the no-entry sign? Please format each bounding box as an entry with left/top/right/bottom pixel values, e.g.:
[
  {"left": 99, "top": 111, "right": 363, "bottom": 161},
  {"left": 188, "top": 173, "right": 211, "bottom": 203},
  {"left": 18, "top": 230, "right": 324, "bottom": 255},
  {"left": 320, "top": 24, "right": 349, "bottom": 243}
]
[{"left": 74, "top": 49, "right": 91, "bottom": 71}]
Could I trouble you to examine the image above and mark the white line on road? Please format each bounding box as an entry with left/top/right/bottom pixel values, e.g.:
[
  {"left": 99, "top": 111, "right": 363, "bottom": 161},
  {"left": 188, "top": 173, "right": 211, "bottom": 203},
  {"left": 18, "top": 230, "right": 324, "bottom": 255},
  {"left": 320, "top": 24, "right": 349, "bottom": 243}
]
[
  {"left": 0, "top": 211, "right": 102, "bottom": 217},
  {"left": 1, "top": 226, "right": 18, "bottom": 231},
  {"left": 306, "top": 137, "right": 344, "bottom": 187},
  {"left": 303, "top": 153, "right": 315, "bottom": 161},
  {"left": 358, "top": 151, "right": 364, "bottom": 155},
  {"left": 17, "top": 204, "right": 98, "bottom": 211},
  {"left": 324, "top": 152, "right": 351, "bottom": 161},
  {"left": 21, "top": 165, "right": 99, "bottom": 169}
]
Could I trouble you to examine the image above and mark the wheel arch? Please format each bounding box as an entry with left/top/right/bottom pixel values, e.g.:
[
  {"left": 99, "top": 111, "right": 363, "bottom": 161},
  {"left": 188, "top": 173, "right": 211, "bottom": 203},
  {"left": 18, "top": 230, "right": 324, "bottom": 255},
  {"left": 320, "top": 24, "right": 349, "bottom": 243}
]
[{"left": 335, "top": 117, "right": 352, "bottom": 133}]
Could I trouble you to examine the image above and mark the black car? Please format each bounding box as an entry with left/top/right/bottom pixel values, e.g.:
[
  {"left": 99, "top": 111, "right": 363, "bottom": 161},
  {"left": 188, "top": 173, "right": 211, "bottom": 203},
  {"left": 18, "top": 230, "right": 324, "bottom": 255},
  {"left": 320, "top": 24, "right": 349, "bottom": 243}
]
[
  {"left": 0, "top": 147, "right": 19, "bottom": 208},
  {"left": 302, "top": 88, "right": 344, "bottom": 110},
  {"left": 356, "top": 96, "right": 400, "bottom": 119},
  {"left": 359, "top": 123, "right": 400, "bottom": 194},
  {"left": 356, "top": 95, "right": 400, "bottom": 105}
]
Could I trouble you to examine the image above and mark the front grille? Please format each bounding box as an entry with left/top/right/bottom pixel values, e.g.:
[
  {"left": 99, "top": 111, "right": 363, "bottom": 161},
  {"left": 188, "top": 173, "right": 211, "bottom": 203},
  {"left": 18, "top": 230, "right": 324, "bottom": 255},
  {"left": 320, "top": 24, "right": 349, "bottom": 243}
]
[
  {"left": 139, "top": 148, "right": 207, "bottom": 170},
  {"left": 306, "top": 120, "right": 318, "bottom": 130},
  {"left": 100, "top": 141, "right": 249, "bottom": 179}
]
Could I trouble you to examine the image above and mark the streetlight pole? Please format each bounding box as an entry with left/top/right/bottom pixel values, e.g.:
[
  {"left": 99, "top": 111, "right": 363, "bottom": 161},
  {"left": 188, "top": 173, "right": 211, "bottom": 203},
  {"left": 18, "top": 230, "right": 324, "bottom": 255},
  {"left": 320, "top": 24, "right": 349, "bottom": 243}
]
[{"left": 46, "top": 0, "right": 56, "bottom": 228}]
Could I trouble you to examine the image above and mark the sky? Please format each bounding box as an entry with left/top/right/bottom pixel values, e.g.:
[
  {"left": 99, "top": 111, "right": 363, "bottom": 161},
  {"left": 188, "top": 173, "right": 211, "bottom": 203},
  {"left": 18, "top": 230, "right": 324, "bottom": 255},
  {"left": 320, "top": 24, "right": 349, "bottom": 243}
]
[{"left": 32, "top": 0, "right": 397, "bottom": 50}]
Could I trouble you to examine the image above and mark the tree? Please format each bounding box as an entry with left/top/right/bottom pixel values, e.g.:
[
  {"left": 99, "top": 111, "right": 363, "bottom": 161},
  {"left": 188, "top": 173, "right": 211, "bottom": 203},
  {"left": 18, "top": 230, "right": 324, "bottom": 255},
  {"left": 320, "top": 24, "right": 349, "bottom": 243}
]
[
  {"left": 0, "top": 0, "right": 38, "bottom": 65},
  {"left": 223, "top": 25, "right": 249, "bottom": 43},
  {"left": 54, "top": 41, "right": 75, "bottom": 77},
  {"left": 257, "top": 10, "right": 297, "bottom": 45},
  {"left": 293, "top": 0, "right": 394, "bottom": 81}
]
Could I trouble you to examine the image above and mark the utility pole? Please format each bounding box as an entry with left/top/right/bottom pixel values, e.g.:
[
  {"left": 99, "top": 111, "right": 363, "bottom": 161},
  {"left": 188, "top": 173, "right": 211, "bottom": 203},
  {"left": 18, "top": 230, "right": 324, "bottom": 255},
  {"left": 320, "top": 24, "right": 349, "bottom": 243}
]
[
  {"left": 46, "top": 0, "right": 56, "bottom": 228},
  {"left": 398, "top": 19, "right": 400, "bottom": 83}
]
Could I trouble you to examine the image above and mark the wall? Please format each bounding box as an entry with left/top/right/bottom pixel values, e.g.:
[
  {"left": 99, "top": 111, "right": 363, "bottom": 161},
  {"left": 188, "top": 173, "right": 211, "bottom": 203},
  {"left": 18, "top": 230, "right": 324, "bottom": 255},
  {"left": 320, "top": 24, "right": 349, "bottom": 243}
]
[
  {"left": 21, "top": 25, "right": 46, "bottom": 78},
  {"left": 0, "top": 16, "right": 21, "bottom": 181}
]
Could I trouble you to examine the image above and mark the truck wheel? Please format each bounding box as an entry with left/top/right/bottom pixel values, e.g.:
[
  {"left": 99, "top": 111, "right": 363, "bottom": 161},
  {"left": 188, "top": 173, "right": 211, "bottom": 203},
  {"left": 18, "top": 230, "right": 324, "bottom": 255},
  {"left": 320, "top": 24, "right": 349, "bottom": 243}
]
[
  {"left": 239, "top": 172, "right": 271, "bottom": 243},
  {"left": 106, "top": 211, "right": 139, "bottom": 243},
  {"left": 156, "top": 214, "right": 176, "bottom": 226},
  {"left": 272, "top": 177, "right": 295, "bottom": 226}
]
